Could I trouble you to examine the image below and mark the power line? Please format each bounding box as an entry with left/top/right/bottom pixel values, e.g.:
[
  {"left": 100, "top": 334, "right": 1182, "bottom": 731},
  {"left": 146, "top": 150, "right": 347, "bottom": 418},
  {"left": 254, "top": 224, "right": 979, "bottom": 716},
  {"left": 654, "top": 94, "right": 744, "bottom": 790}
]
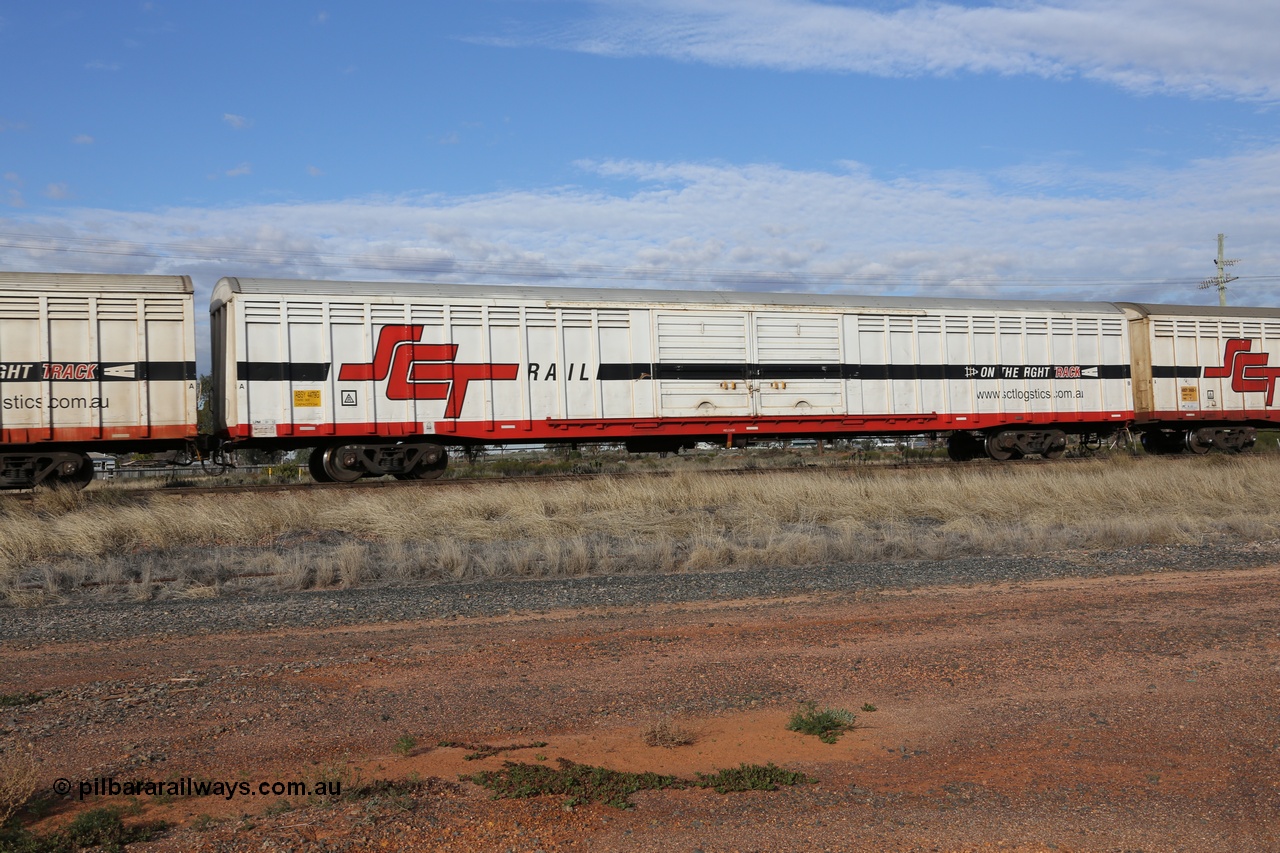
[{"left": 0, "top": 229, "right": 1272, "bottom": 290}]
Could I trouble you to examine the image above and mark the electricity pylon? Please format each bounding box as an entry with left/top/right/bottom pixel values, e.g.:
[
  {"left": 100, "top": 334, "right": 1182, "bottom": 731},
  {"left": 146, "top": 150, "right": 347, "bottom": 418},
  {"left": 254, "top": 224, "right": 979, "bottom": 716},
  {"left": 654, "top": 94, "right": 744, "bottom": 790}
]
[{"left": 1199, "top": 233, "right": 1239, "bottom": 307}]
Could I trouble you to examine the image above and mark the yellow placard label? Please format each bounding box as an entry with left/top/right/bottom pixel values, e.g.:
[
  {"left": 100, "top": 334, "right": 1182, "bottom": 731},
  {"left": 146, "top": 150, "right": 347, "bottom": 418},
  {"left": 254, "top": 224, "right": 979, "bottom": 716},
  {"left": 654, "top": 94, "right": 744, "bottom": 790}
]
[
  {"left": 1180, "top": 386, "right": 1198, "bottom": 402},
  {"left": 293, "top": 389, "right": 322, "bottom": 407}
]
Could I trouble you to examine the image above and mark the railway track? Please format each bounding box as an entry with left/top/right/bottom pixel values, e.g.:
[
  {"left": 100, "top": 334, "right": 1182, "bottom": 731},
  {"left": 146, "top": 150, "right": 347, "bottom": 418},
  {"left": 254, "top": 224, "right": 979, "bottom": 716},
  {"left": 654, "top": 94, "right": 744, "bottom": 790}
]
[
  {"left": 7, "top": 460, "right": 844, "bottom": 502},
  {"left": 1, "top": 450, "right": 1188, "bottom": 504}
]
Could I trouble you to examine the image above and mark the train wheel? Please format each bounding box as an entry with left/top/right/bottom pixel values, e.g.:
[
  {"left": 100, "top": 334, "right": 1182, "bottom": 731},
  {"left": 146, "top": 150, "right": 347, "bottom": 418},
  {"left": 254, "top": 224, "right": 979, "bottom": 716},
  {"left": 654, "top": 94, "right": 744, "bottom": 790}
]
[
  {"left": 416, "top": 453, "right": 448, "bottom": 480},
  {"left": 1140, "top": 431, "right": 1174, "bottom": 455},
  {"left": 1184, "top": 430, "right": 1213, "bottom": 455},
  {"left": 321, "top": 446, "right": 364, "bottom": 483},
  {"left": 308, "top": 450, "right": 333, "bottom": 483},
  {"left": 47, "top": 454, "right": 94, "bottom": 490},
  {"left": 398, "top": 448, "right": 448, "bottom": 480},
  {"left": 1042, "top": 432, "right": 1068, "bottom": 460},
  {"left": 946, "top": 433, "right": 978, "bottom": 462},
  {"left": 985, "top": 434, "right": 1015, "bottom": 462}
]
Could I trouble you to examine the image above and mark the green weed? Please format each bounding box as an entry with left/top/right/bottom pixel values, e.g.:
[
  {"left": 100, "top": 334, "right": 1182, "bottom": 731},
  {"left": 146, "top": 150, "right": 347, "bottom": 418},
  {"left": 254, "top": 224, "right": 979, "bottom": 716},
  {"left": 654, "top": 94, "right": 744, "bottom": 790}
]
[
  {"left": 693, "top": 763, "right": 814, "bottom": 793},
  {"left": 0, "top": 806, "right": 167, "bottom": 853},
  {"left": 464, "top": 758, "right": 682, "bottom": 809},
  {"left": 787, "top": 701, "right": 857, "bottom": 744},
  {"left": 465, "top": 758, "right": 813, "bottom": 809}
]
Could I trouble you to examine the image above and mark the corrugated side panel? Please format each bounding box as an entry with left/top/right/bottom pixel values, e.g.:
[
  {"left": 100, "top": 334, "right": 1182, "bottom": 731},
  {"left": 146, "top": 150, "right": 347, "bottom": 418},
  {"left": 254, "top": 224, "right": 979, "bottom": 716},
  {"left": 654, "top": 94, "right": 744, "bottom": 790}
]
[
  {"left": 655, "top": 312, "right": 752, "bottom": 416},
  {"left": 0, "top": 286, "right": 196, "bottom": 445},
  {"left": 1146, "top": 312, "right": 1280, "bottom": 419}
]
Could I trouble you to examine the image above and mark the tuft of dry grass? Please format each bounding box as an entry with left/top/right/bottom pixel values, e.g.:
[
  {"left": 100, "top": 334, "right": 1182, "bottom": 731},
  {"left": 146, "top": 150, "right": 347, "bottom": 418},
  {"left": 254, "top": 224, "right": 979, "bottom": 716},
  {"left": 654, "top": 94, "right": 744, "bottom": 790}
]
[
  {"left": 5, "top": 454, "right": 1280, "bottom": 601},
  {"left": 0, "top": 742, "right": 38, "bottom": 826},
  {"left": 643, "top": 719, "right": 698, "bottom": 748}
]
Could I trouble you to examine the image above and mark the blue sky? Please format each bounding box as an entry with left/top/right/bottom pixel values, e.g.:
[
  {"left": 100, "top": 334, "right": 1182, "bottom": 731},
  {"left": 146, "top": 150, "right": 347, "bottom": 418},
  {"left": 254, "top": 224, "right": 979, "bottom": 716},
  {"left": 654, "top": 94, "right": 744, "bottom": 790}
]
[{"left": 3, "top": 0, "right": 1280, "bottom": 327}]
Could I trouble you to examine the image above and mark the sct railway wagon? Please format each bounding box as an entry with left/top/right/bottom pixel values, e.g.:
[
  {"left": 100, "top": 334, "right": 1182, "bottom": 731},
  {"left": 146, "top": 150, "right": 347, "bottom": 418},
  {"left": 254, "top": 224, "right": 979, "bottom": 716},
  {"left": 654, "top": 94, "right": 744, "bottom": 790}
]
[
  {"left": 211, "top": 278, "right": 1137, "bottom": 480},
  {"left": 1121, "top": 303, "right": 1280, "bottom": 454},
  {"left": 0, "top": 272, "right": 198, "bottom": 488},
  {"left": 7, "top": 272, "right": 1280, "bottom": 490}
]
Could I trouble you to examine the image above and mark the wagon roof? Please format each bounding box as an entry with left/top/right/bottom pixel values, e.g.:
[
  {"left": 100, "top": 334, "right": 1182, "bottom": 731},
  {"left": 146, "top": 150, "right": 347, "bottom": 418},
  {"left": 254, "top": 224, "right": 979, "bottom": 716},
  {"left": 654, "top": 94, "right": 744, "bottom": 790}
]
[
  {"left": 0, "top": 271, "right": 193, "bottom": 293},
  {"left": 1117, "top": 302, "right": 1280, "bottom": 320},
  {"left": 211, "top": 277, "right": 1128, "bottom": 315}
]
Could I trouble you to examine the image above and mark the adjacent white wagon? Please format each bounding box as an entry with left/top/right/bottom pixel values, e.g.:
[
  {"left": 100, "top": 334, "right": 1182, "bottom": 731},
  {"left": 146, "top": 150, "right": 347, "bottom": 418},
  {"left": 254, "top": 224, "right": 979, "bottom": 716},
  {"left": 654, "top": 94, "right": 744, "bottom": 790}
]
[
  {"left": 1123, "top": 303, "right": 1280, "bottom": 453},
  {"left": 0, "top": 272, "right": 198, "bottom": 487}
]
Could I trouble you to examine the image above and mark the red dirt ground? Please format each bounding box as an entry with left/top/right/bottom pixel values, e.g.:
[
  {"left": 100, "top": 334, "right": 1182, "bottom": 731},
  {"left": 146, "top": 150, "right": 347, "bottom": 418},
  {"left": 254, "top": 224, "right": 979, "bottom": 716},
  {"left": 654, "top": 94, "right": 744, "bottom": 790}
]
[{"left": 4, "top": 565, "right": 1279, "bottom": 851}]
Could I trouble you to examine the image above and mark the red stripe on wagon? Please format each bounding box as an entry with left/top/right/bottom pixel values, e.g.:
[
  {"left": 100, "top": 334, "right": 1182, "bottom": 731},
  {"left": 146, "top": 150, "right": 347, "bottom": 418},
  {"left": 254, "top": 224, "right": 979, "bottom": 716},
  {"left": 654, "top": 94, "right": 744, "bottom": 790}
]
[
  {"left": 223, "top": 410, "right": 1135, "bottom": 443},
  {"left": 1, "top": 424, "right": 198, "bottom": 444}
]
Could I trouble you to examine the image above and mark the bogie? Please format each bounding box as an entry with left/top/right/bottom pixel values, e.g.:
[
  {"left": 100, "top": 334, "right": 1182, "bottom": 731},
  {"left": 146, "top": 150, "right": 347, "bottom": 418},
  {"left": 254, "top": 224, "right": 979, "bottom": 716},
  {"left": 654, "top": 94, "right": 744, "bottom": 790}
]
[
  {"left": 1141, "top": 428, "right": 1256, "bottom": 456},
  {"left": 0, "top": 451, "right": 94, "bottom": 490},
  {"left": 308, "top": 442, "right": 448, "bottom": 483},
  {"left": 981, "top": 429, "right": 1067, "bottom": 461}
]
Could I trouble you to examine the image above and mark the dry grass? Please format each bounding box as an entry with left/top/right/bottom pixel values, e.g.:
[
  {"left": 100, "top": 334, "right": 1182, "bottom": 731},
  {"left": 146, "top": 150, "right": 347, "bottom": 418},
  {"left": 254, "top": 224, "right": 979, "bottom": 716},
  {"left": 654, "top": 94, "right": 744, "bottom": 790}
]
[
  {"left": 0, "top": 743, "right": 38, "bottom": 826},
  {"left": 643, "top": 719, "right": 698, "bottom": 748},
  {"left": 4, "top": 454, "right": 1280, "bottom": 601}
]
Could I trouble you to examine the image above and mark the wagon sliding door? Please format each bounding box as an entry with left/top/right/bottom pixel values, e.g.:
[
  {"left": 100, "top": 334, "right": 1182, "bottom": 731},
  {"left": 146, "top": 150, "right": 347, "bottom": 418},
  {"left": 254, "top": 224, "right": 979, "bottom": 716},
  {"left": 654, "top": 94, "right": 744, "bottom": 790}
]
[
  {"left": 654, "top": 312, "right": 751, "bottom": 417},
  {"left": 752, "top": 312, "right": 844, "bottom": 415}
]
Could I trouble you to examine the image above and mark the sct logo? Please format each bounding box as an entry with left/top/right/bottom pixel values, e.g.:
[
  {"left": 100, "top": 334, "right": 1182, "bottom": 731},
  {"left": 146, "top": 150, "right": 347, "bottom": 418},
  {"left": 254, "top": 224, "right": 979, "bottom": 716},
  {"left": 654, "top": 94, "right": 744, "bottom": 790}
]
[
  {"left": 338, "top": 325, "right": 518, "bottom": 418},
  {"left": 1205, "top": 338, "right": 1280, "bottom": 406}
]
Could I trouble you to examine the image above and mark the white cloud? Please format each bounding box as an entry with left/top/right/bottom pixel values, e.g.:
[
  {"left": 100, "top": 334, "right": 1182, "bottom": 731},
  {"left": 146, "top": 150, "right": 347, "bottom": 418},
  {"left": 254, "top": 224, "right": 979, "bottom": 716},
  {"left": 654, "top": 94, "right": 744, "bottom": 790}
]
[
  {"left": 43, "top": 183, "right": 70, "bottom": 200},
  {"left": 509, "top": 0, "right": 1280, "bottom": 102},
  {"left": 84, "top": 60, "right": 121, "bottom": 72},
  {"left": 307, "top": 165, "right": 324, "bottom": 177},
  {"left": 222, "top": 113, "right": 252, "bottom": 130},
  {"left": 72, "top": 134, "right": 94, "bottom": 145},
  {"left": 224, "top": 163, "right": 252, "bottom": 177},
  {"left": 6, "top": 147, "right": 1280, "bottom": 332},
  {"left": 5, "top": 170, "right": 24, "bottom": 208}
]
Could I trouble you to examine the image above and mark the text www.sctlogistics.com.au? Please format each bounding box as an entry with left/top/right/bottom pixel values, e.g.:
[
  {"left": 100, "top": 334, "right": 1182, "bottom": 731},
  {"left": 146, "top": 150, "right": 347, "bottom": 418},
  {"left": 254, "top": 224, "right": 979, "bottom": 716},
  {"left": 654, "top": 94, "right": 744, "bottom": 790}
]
[
  {"left": 975, "top": 388, "right": 1084, "bottom": 401},
  {"left": 54, "top": 776, "right": 342, "bottom": 802}
]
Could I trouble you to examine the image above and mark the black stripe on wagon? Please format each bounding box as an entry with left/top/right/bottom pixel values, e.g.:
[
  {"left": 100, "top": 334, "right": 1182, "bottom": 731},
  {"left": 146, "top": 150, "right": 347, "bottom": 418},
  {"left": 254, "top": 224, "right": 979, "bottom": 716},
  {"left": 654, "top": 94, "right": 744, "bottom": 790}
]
[
  {"left": 124, "top": 361, "right": 198, "bottom": 381},
  {"left": 754, "top": 364, "right": 842, "bottom": 379},
  {"left": 596, "top": 363, "right": 655, "bottom": 381},
  {"left": 652, "top": 363, "right": 749, "bottom": 381},
  {"left": 852, "top": 364, "right": 1132, "bottom": 381},
  {"left": 850, "top": 365, "right": 948, "bottom": 380},
  {"left": 597, "top": 363, "right": 1132, "bottom": 381},
  {"left": 237, "top": 362, "right": 332, "bottom": 382},
  {"left": 0, "top": 361, "right": 196, "bottom": 382},
  {"left": 1151, "top": 366, "right": 1203, "bottom": 379}
]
